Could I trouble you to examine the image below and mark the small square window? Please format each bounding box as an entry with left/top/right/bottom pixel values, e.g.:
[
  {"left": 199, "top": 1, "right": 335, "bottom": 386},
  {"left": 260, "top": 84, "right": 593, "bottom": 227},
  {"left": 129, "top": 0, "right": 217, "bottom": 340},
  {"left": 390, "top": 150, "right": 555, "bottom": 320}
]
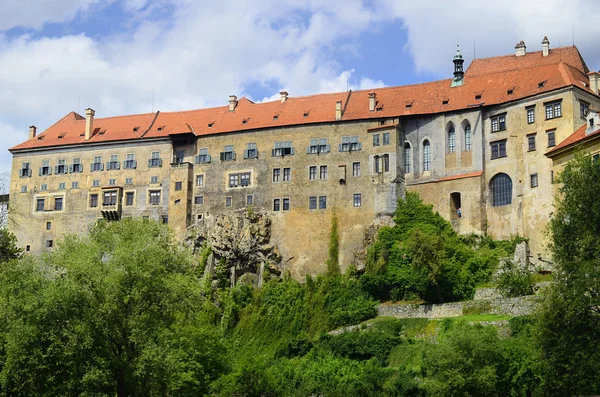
[
  {"left": 71, "top": 181, "right": 79, "bottom": 189},
  {"left": 194, "top": 196, "right": 204, "bottom": 205},
  {"left": 58, "top": 182, "right": 66, "bottom": 190},
  {"left": 125, "top": 178, "right": 133, "bottom": 185},
  {"left": 161, "top": 215, "right": 168, "bottom": 224},
  {"left": 151, "top": 176, "right": 159, "bottom": 184},
  {"left": 108, "top": 179, "right": 116, "bottom": 186},
  {"left": 225, "top": 196, "right": 232, "bottom": 207},
  {"left": 20, "top": 186, "right": 28, "bottom": 193},
  {"left": 25, "top": 245, "right": 30, "bottom": 252},
  {"left": 175, "top": 181, "right": 182, "bottom": 191},
  {"left": 46, "top": 240, "right": 53, "bottom": 248},
  {"left": 530, "top": 173, "right": 538, "bottom": 188},
  {"left": 40, "top": 184, "right": 48, "bottom": 191},
  {"left": 92, "top": 180, "right": 100, "bottom": 187}
]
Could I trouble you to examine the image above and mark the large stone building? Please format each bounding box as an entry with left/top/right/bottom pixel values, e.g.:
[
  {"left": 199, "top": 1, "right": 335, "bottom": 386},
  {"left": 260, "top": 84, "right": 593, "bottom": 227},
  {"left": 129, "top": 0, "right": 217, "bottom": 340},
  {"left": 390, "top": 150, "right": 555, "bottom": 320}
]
[{"left": 8, "top": 38, "right": 600, "bottom": 276}]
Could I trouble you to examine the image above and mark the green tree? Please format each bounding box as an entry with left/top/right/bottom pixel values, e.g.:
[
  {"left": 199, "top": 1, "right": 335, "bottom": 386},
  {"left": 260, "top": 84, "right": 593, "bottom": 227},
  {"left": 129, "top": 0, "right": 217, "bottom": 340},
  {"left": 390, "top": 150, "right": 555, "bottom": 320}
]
[
  {"left": 0, "top": 228, "right": 22, "bottom": 264},
  {"left": 327, "top": 213, "right": 340, "bottom": 276},
  {"left": 538, "top": 155, "right": 600, "bottom": 395},
  {"left": 0, "top": 219, "right": 227, "bottom": 396}
]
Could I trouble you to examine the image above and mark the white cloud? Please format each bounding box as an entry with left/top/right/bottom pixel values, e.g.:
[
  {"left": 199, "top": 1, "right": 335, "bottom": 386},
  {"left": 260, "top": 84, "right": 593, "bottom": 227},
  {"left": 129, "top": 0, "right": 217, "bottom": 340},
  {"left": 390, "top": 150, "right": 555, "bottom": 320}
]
[{"left": 0, "top": 0, "right": 107, "bottom": 31}]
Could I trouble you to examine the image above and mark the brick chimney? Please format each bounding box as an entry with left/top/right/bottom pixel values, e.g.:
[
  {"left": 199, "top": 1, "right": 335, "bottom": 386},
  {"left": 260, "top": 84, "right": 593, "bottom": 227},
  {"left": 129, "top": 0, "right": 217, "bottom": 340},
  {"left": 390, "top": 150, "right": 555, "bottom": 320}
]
[
  {"left": 588, "top": 71, "right": 600, "bottom": 95},
  {"left": 280, "top": 91, "right": 288, "bottom": 103},
  {"left": 542, "top": 36, "right": 550, "bottom": 57},
  {"left": 368, "top": 92, "right": 376, "bottom": 111},
  {"left": 335, "top": 100, "right": 342, "bottom": 120},
  {"left": 515, "top": 40, "right": 526, "bottom": 57},
  {"left": 28, "top": 125, "right": 37, "bottom": 140},
  {"left": 228, "top": 95, "right": 238, "bottom": 111},
  {"left": 84, "top": 108, "right": 95, "bottom": 141}
]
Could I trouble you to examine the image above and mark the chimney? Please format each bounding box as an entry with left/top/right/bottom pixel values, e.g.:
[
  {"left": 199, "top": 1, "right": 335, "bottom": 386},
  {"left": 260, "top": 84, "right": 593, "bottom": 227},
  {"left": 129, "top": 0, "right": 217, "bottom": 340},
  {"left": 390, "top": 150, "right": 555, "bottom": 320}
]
[
  {"left": 588, "top": 71, "right": 600, "bottom": 95},
  {"left": 28, "top": 125, "right": 37, "bottom": 140},
  {"left": 84, "top": 108, "right": 95, "bottom": 141},
  {"left": 368, "top": 92, "right": 376, "bottom": 111},
  {"left": 515, "top": 40, "right": 526, "bottom": 57},
  {"left": 280, "top": 91, "right": 288, "bottom": 103},
  {"left": 335, "top": 100, "right": 342, "bottom": 120},
  {"left": 228, "top": 95, "right": 238, "bottom": 111},
  {"left": 542, "top": 36, "right": 550, "bottom": 57}
]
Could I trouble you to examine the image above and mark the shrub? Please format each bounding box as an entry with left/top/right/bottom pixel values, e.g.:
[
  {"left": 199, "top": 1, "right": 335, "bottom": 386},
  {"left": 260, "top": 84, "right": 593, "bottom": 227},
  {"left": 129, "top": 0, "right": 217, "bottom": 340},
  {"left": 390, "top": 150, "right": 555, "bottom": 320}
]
[{"left": 495, "top": 259, "right": 534, "bottom": 298}]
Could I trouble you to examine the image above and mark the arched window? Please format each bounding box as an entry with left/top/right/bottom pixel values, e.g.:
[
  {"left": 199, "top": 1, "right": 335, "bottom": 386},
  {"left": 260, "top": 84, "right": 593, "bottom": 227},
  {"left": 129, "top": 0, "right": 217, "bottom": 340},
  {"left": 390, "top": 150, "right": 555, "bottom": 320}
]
[
  {"left": 490, "top": 173, "right": 512, "bottom": 207},
  {"left": 423, "top": 140, "right": 431, "bottom": 171},
  {"left": 448, "top": 126, "right": 456, "bottom": 153},
  {"left": 404, "top": 143, "right": 411, "bottom": 173},
  {"left": 464, "top": 124, "right": 472, "bottom": 151}
]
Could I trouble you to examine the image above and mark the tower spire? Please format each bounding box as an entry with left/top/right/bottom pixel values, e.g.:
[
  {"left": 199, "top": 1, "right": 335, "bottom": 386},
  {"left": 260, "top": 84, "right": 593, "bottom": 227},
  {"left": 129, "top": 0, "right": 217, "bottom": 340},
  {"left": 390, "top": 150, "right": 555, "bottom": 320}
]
[{"left": 451, "top": 44, "right": 464, "bottom": 87}]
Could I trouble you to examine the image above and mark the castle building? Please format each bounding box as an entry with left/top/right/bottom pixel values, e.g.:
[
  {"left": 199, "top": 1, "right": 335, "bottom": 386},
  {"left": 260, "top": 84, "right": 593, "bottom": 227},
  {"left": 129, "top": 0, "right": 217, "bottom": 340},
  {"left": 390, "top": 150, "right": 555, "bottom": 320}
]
[{"left": 8, "top": 38, "right": 599, "bottom": 277}]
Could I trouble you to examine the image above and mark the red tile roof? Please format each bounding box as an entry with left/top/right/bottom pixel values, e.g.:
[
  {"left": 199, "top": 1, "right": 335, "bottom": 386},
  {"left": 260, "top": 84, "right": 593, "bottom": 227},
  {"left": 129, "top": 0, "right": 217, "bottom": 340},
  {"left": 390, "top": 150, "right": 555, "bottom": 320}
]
[
  {"left": 10, "top": 46, "right": 595, "bottom": 152},
  {"left": 546, "top": 123, "right": 600, "bottom": 157},
  {"left": 435, "top": 171, "right": 483, "bottom": 182}
]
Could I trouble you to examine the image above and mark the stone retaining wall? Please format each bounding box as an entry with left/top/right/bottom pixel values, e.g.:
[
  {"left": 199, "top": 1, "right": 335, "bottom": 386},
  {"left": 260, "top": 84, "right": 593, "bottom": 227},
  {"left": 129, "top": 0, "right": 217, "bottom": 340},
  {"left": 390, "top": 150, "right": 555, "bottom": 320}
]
[{"left": 378, "top": 295, "right": 538, "bottom": 319}]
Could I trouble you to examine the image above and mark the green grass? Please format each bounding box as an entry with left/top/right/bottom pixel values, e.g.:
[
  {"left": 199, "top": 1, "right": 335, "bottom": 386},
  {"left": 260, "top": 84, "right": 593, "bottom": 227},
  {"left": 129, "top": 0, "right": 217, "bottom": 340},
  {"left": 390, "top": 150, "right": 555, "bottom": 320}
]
[{"left": 449, "top": 314, "right": 512, "bottom": 322}]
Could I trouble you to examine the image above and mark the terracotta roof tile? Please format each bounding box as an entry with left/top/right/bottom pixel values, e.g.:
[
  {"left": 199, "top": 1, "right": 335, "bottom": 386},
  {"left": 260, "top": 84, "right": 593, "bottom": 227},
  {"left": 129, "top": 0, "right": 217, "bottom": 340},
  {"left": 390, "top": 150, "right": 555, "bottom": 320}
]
[
  {"left": 546, "top": 123, "right": 600, "bottom": 156},
  {"left": 10, "top": 46, "right": 593, "bottom": 152}
]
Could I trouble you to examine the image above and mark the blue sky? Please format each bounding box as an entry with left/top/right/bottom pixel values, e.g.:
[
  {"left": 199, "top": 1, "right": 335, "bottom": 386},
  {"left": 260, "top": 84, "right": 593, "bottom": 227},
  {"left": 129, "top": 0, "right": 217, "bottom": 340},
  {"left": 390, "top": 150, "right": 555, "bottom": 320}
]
[{"left": 0, "top": 0, "right": 599, "bottom": 182}]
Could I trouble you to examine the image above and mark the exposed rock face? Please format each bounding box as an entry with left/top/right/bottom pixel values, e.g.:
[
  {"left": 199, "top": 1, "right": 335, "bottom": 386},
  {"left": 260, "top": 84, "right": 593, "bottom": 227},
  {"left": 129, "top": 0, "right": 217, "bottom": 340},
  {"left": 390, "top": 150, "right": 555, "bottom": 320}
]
[{"left": 189, "top": 211, "right": 281, "bottom": 287}]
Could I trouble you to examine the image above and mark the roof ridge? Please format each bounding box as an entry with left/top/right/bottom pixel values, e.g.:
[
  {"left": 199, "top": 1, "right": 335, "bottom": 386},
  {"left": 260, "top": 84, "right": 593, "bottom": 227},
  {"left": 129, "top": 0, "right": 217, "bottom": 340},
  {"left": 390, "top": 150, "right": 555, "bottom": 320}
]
[{"left": 93, "top": 111, "right": 157, "bottom": 122}]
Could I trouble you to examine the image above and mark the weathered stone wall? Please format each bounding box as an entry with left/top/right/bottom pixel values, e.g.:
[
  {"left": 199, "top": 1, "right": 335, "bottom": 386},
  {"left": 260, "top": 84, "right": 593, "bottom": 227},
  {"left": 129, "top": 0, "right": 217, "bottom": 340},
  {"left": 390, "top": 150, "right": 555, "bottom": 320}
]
[{"left": 377, "top": 295, "right": 538, "bottom": 319}]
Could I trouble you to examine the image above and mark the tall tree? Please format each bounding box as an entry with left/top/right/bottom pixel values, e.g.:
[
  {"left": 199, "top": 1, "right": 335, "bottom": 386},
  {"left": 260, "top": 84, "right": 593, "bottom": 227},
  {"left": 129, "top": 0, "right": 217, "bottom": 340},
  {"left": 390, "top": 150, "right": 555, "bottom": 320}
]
[
  {"left": 538, "top": 155, "right": 600, "bottom": 395},
  {"left": 0, "top": 219, "right": 227, "bottom": 396}
]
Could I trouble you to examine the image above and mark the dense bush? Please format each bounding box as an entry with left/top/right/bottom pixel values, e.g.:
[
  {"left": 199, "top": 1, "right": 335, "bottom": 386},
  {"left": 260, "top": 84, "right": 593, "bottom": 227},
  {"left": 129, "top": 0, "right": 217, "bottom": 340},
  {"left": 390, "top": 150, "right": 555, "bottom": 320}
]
[{"left": 495, "top": 259, "right": 535, "bottom": 298}]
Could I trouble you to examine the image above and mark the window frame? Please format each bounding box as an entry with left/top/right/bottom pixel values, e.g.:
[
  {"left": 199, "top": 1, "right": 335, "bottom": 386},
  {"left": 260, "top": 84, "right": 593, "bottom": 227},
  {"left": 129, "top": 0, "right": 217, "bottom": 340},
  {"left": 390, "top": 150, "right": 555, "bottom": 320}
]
[
  {"left": 526, "top": 106, "right": 535, "bottom": 124},
  {"left": 352, "top": 162, "right": 361, "bottom": 177},
  {"left": 448, "top": 127, "right": 456, "bottom": 153},
  {"left": 490, "top": 173, "right": 513, "bottom": 207},
  {"left": 423, "top": 140, "right": 431, "bottom": 171},
  {"left": 547, "top": 130, "right": 556, "bottom": 147},
  {"left": 530, "top": 173, "right": 538, "bottom": 188},
  {"left": 149, "top": 190, "right": 161, "bottom": 205},
  {"left": 490, "top": 114, "right": 507, "bottom": 132},
  {"left": 353, "top": 193, "right": 361, "bottom": 207},
  {"left": 490, "top": 140, "right": 507, "bottom": 160},
  {"left": 545, "top": 100, "right": 562, "bottom": 120}
]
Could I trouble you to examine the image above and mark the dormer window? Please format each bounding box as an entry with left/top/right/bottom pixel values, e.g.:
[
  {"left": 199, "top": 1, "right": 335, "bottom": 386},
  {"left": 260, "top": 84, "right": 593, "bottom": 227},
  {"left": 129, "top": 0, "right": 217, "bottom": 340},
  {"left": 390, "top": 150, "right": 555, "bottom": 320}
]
[
  {"left": 242, "top": 119, "right": 248, "bottom": 124},
  {"left": 406, "top": 103, "right": 413, "bottom": 108},
  {"left": 590, "top": 118, "right": 595, "bottom": 128},
  {"left": 442, "top": 99, "right": 449, "bottom": 105},
  {"left": 133, "top": 127, "right": 139, "bottom": 132},
  {"left": 475, "top": 94, "right": 482, "bottom": 100},
  {"left": 303, "top": 112, "right": 309, "bottom": 118},
  {"left": 538, "top": 81, "right": 546, "bottom": 88},
  {"left": 208, "top": 122, "right": 214, "bottom": 127},
  {"left": 157, "top": 126, "right": 164, "bottom": 131},
  {"left": 273, "top": 115, "right": 279, "bottom": 120}
]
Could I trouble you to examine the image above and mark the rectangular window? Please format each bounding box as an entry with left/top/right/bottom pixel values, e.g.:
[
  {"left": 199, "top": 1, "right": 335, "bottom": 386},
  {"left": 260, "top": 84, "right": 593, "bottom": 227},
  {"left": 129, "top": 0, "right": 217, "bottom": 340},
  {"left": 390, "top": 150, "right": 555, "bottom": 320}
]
[
  {"left": 54, "top": 196, "right": 63, "bottom": 211},
  {"left": 491, "top": 140, "right": 507, "bottom": 159},
  {"left": 124, "top": 153, "right": 136, "bottom": 169},
  {"left": 36, "top": 198, "right": 45, "bottom": 211},
  {"left": 149, "top": 190, "right": 161, "bottom": 205},
  {"left": 20, "top": 186, "right": 28, "bottom": 193},
  {"left": 547, "top": 130, "right": 556, "bottom": 147},
  {"left": 383, "top": 132, "right": 391, "bottom": 145},
  {"left": 70, "top": 158, "right": 82, "bottom": 173},
  {"left": 309, "top": 166, "right": 317, "bottom": 180},
  {"left": 92, "top": 156, "right": 103, "bottom": 172},
  {"left": 225, "top": 196, "right": 232, "bottom": 207},
  {"left": 383, "top": 154, "right": 390, "bottom": 173},
  {"left": 71, "top": 181, "right": 79, "bottom": 189},
  {"left": 196, "top": 174, "right": 204, "bottom": 187},
  {"left": 58, "top": 182, "right": 66, "bottom": 190},
  {"left": 373, "top": 134, "right": 380, "bottom": 146},
  {"left": 229, "top": 173, "right": 239, "bottom": 188},
  {"left": 527, "top": 107, "right": 535, "bottom": 124},
  {"left": 107, "top": 154, "right": 120, "bottom": 170},
  {"left": 309, "top": 196, "right": 317, "bottom": 210},
  {"left": 491, "top": 114, "right": 506, "bottom": 132},
  {"left": 174, "top": 150, "right": 185, "bottom": 164},
  {"left": 108, "top": 179, "right": 116, "bottom": 186},
  {"left": 175, "top": 181, "right": 182, "bottom": 191},
  {"left": 272, "top": 168, "right": 281, "bottom": 182},
  {"left": 246, "top": 195, "right": 253, "bottom": 206},
  {"left": 273, "top": 198, "right": 281, "bottom": 211},
  {"left": 307, "top": 138, "right": 329, "bottom": 154},
  {"left": 353, "top": 193, "right": 361, "bottom": 207},
  {"left": 150, "top": 176, "right": 159, "bottom": 184},
  {"left": 161, "top": 215, "right": 169, "bottom": 224},
  {"left": 581, "top": 101, "right": 590, "bottom": 118},
  {"left": 228, "top": 172, "right": 250, "bottom": 188},
  {"left": 339, "top": 136, "right": 361, "bottom": 152},
  {"left": 125, "top": 192, "right": 134, "bottom": 206},
  {"left": 240, "top": 172, "right": 250, "bottom": 187},
  {"left": 92, "top": 179, "right": 100, "bottom": 187},
  {"left": 20, "top": 162, "right": 31, "bottom": 178},
  {"left": 195, "top": 148, "right": 210, "bottom": 164},
  {"left": 46, "top": 221, "right": 51, "bottom": 230},
  {"left": 220, "top": 145, "right": 235, "bottom": 161},
  {"left": 41, "top": 184, "right": 48, "bottom": 191},
  {"left": 46, "top": 240, "right": 53, "bottom": 248},
  {"left": 40, "top": 160, "right": 51, "bottom": 176},
  {"left": 89, "top": 194, "right": 98, "bottom": 208},
  {"left": 244, "top": 143, "right": 258, "bottom": 159},
  {"left": 272, "top": 141, "right": 294, "bottom": 156},
  {"left": 103, "top": 191, "right": 117, "bottom": 206},
  {"left": 319, "top": 165, "right": 328, "bottom": 180},
  {"left": 55, "top": 159, "right": 67, "bottom": 175},
  {"left": 530, "top": 173, "right": 539, "bottom": 188},
  {"left": 125, "top": 178, "right": 133, "bottom": 185},
  {"left": 527, "top": 134, "right": 536, "bottom": 152},
  {"left": 194, "top": 195, "right": 204, "bottom": 205},
  {"left": 352, "top": 162, "right": 361, "bottom": 177},
  {"left": 319, "top": 196, "right": 327, "bottom": 209},
  {"left": 149, "top": 152, "right": 162, "bottom": 167},
  {"left": 283, "top": 167, "right": 291, "bottom": 182},
  {"left": 282, "top": 198, "right": 290, "bottom": 211},
  {"left": 545, "top": 101, "right": 562, "bottom": 120}
]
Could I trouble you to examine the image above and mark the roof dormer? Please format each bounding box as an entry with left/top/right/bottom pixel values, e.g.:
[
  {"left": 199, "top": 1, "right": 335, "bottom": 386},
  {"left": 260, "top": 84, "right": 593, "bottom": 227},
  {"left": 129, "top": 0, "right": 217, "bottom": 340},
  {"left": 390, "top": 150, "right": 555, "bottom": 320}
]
[{"left": 586, "top": 109, "right": 600, "bottom": 136}]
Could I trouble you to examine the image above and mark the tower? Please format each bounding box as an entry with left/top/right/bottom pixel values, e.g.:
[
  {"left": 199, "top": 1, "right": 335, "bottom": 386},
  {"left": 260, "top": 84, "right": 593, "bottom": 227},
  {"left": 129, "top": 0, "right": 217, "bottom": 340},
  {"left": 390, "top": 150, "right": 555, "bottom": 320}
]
[{"left": 451, "top": 45, "right": 464, "bottom": 87}]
